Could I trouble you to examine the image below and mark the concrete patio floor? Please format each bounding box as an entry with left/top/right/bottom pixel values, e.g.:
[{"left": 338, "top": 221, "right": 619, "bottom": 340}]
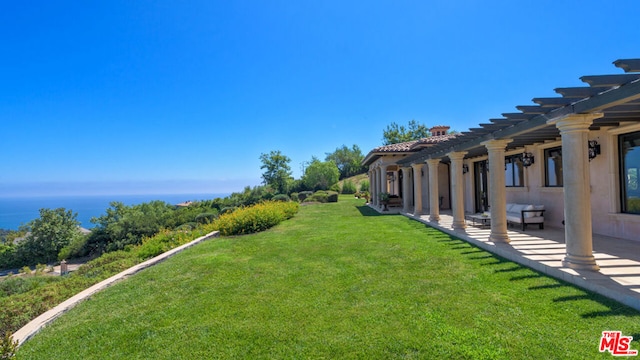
[{"left": 372, "top": 205, "right": 640, "bottom": 312}]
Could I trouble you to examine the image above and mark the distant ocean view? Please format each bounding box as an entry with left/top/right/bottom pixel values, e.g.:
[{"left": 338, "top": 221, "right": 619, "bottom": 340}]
[{"left": 0, "top": 193, "right": 230, "bottom": 231}]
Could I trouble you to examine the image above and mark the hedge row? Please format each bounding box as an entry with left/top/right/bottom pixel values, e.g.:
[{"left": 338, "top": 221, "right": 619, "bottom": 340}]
[{"left": 207, "top": 201, "right": 299, "bottom": 236}]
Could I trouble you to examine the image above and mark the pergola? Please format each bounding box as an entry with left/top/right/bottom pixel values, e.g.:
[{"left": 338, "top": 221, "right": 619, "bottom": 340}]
[{"left": 397, "top": 59, "right": 640, "bottom": 164}]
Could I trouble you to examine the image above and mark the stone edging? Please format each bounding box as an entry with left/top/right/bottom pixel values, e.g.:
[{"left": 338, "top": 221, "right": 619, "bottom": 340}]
[{"left": 13, "top": 230, "right": 220, "bottom": 347}]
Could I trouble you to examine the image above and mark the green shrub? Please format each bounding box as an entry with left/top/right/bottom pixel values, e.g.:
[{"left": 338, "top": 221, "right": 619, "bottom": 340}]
[
  {"left": 272, "top": 194, "right": 291, "bottom": 202},
  {"left": 74, "top": 251, "right": 139, "bottom": 280},
  {"left": 289, "top": 192, "right": 299, "bottom": 202},
  {"left": 175, "top": 223, "right": 197, "bottom": 231},
  {"left": 341, "top": 180, "right": 357, "bottom": 194},
  {"left": 195, "top": 212, "right": 218, "bottom": 224},
  {"left": 0, "top": 245, "right": 18, "bottom": 271},
  {"left": 359, "top": 179, "right": 370, "bottom": 192},
  {"left": 306, "top": 191, "right": 328, "bottom": 203},
  {"left": 208, "top": 201, "right": 299, "bottom": 236},
  {"left": 135, "top": 229, "right": 206, "bottom": 260},
  {"left": 330, "top": 183, "right": 341, "bottom": 192},
  {"left": 220, "top": 207, "right": 237, "bottom": 215},
  {"left": 58, "top": 233, "right": 89, "bottom": 261},
  {"left": 298, "top": 191, "right": 313, "bottom": 201},
  {"left": 0, "top": 332, "right": 17, "bottom": 360},
  {"left": 327, "top": 191, "right": 339, "bottom": 203},
  {"left": 0, "top": 275, "right": 62, "bottom": 298}
]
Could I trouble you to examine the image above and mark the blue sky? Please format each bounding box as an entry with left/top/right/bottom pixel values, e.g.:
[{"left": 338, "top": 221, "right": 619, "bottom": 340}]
[{"left": 1, "top": 1, "right": 638, "bottom": 196}]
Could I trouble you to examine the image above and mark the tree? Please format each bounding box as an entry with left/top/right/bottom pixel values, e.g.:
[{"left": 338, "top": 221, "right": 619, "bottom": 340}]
[
  {"left": 325, "top": 144, "right": 367, "bottom": 179},
  {"left": 303, "top": 158, "right": 340, "bottom": 191},
  {"left": 17, "top": 208, "right": 81, "bottom": 264},
  {"left": 382, "top": 119, "right": 430, "bottom": 145},
  {"left": 86, "top": 201, "right": 176, "bottom": 254},
  {"left": 259, "top": 150, "right": 292, "bottom": 194}
]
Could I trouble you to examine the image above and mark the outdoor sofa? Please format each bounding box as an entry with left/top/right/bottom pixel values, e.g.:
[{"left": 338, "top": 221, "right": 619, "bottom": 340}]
[{"left": 506, "top": 203, "right": 545, "bottom": 230}]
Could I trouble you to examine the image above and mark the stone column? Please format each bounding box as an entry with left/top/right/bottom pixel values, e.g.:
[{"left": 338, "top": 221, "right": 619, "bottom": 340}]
[
  {"left": 412, "top": 163, "right": 424, "bottom": 215},
  {"left": 448, "top": 151, "right": 468, "bottom": 230},
  {"left": 550, "top": 113, "right": 603, "bottom": 271},
  {"left": 402, "top": 167, "right": 412, "bottom": 213},
  {"left": 481, "top": 139, "right": 512, "bottom": 243},
  {"left": 373, "top": 166, "right": 380, "bottom": 206},
  {"left": 379, "top": 165, "right": 387, "bottom": 209},
  {"left": 369, "top": 170, "right": 376, "bottom": 206},
  {"left": 426, "top": 159, "right": 441, "bottom": 222}
]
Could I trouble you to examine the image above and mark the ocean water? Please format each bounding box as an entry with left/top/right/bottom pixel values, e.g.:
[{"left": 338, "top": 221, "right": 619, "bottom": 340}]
[{"left": 0, "top": 193, "right": 230, "bottom": 230}]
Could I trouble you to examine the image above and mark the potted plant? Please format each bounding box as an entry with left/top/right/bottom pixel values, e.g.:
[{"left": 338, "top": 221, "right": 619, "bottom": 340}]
[
  {"left": 379, "top": 192, "right": 390, "bottom": 211},
  {"left": 362, "top": 191, "right": 370, "bottom": 204}
]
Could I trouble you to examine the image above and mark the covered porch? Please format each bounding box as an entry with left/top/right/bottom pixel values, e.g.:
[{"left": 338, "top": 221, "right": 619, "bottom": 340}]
[{"left": 382, "top": 206, "right": 640, "bottom": 311}]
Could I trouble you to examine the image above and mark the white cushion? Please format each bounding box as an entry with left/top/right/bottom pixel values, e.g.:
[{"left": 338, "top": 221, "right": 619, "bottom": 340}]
[
  {"left": 506, "top": 214, "right": 521, "bottom": 223},
  {"left": 511, "top": 204, "right": 526, "bottom": 213},
  {"left": 523, "top": 205, "right": 536, "bottom": 218},
  {"left": 533, "top": 205, "right": 545, "bottom": 217}
]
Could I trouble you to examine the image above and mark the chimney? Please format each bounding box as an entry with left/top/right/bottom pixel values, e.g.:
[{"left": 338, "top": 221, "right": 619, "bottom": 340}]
[{"left": 430, "top": 125, "right": 450, "bottom": 137}]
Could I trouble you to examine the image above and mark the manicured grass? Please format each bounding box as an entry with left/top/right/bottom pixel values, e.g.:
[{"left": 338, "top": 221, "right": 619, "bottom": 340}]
[{"left": 16, "top": 196, "right": 640, "bottom": 359}]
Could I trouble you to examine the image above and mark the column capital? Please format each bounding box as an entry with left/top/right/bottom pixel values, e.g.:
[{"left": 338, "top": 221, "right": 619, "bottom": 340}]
[
  {"left": 411, "top": 163, "right": 423, "bottom": 170},
  {"left": 447, "top": 151, "right": 467, "bottom": 161},
  {"left": 549, "top": 113, "right": 604, "bottom": 133},
  {"left": 425, "top": 158, "right": 441, "bottom": 167},
  {"left": 481, "top": 139, "right": 513, "bottom": 150}
]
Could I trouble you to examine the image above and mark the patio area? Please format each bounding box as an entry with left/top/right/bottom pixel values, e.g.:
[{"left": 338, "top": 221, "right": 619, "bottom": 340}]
[{"left": 375, "top": 205, "right": 640, "bottom": 311}]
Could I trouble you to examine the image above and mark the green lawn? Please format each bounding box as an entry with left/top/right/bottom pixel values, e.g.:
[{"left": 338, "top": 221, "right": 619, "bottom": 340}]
[{"left": 16, "top": 196, "right": 640, "bottom": 359}]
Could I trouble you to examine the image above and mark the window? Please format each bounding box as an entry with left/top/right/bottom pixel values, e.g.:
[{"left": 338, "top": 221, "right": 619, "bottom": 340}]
[
  {"left": 544, "top": 147, "right": 563, "bottom": 187},
  {"left": 620, "top": 131, "right": 640, "bottom": 214},
  {"left": 505, "top": 154, "right": 524, "bottom": 187}
]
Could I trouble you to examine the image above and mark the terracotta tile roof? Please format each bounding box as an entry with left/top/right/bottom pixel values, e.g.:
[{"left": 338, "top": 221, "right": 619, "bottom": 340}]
[
  {"left": 410, "top": 134, "right": 457, "bottom": 149},
  {"left": 363, "top": 133, "right": 458, "bottom": 166},
  {"left": 372, "top": 134, "right": 457, "bottom": 153},
  {"left": 371, "top": 140, "right": 421, "bottom": 153}
]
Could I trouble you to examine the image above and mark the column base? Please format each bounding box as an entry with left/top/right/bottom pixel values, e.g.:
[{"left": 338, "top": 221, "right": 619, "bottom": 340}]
[
  {"left": 489, "top": 232, "right": 510, "bottom": 243},
  {"left": 452, "top": 221, "right": 466, "bottom": 230},
  {"left": 562, "top": 254, "right": 600, "bottom": 271},
  {"left": 429, "top": 214, "right": 440, "bottom": 222}
]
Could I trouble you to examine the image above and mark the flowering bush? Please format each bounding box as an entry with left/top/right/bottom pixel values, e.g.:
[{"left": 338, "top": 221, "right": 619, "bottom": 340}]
[{"left": 208, "top": 201, "right": 299, "bottom": 236}]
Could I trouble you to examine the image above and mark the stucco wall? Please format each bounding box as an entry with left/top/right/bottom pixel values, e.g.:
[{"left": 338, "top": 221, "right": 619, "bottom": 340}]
[{"left": 438, "top": 163, "right": 450, "bottom": 209}]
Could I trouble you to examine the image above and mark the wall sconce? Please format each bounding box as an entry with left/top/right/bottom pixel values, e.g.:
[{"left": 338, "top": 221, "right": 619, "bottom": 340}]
[
  {"left": 462, "top": 164, "right": 469, "bottom": 174},
  {"left": 522, "top": 152, "right": 535, "bottom": 167},
  {"left": 588, "top": 140, "right": 601, "bottom": 161}
]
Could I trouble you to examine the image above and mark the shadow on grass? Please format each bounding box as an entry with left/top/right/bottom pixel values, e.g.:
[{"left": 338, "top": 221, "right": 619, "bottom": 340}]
[
  {"left": 460, "top": 249, "right": 484, "bottom": 255},
  {"left": 450, "top": 245, "right": 473, "bottom": 250},
  {"left": 401, "top": 215, "right": 640, "bottom": 320},
  {"left": 510, "top": 274, "right": 543, "bottom": 281},
  {"left": 467, "top": 254, "right": 494, "bottom": 260},
  {"left": 356, "top": 205, "right": 400, "bottom": 217},
  {"left": 582, "top": 310, "right": 640, "bottom": 319},
  {"left": 553, "top": 294, "right": 593, "bottom": 303},
  {"left": 528, "top": 283, "right": 569, "bottom": 291},
  {"left": 494, "top": 265, "right": 523, "bottom": 273}
]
